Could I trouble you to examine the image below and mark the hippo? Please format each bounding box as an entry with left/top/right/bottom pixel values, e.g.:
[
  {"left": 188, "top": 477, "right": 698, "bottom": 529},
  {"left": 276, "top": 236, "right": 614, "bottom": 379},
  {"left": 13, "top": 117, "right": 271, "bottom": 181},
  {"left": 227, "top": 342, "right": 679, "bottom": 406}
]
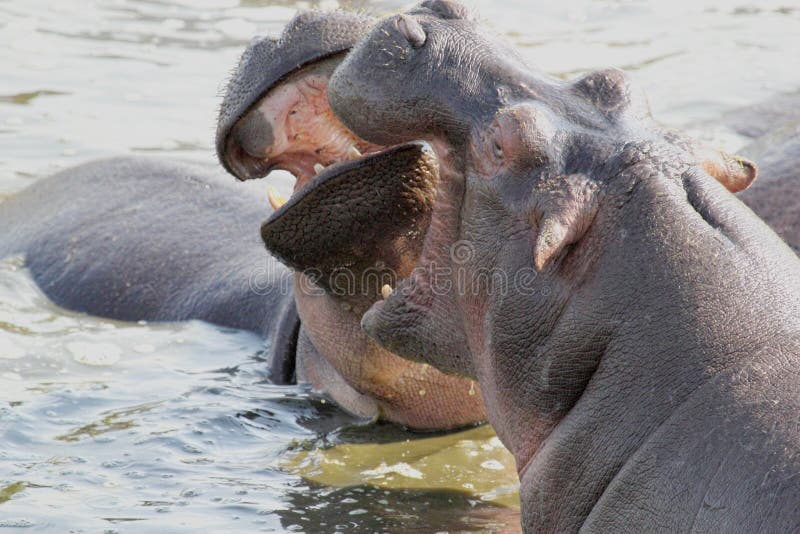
[
  {"left": 250, "top": 1, "right": 799, "bottom": 530},
  {"left": 0, "top": 10, "right": 485, "bottom": 431},
  {"left": 1, "top": 0, "right": 796, "bottom": 459}
]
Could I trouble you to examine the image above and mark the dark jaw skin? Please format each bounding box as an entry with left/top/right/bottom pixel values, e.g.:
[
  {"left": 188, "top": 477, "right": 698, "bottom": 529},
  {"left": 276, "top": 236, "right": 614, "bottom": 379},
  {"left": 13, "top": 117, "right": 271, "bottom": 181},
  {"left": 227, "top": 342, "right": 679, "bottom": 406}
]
[
  {"left": 259, "top": 142, "right": 439, "bottom": 295},
  {"left": 327, "top": 1, "right": 800, "bottom": 530}
]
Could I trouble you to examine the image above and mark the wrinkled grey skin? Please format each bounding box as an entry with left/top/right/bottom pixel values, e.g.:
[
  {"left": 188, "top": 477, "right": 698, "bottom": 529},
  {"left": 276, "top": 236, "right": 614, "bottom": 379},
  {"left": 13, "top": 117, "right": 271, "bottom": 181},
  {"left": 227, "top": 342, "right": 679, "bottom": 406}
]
[{"left": 328, "top": 1, "right": 800, "bottom": 531}]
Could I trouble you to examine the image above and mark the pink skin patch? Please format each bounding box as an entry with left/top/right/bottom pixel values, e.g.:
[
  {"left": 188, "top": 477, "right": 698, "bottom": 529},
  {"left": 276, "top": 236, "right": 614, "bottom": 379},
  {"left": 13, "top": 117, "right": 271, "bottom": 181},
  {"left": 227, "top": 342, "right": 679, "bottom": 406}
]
[{"left": 249, "top": 74, "right": 383, "bottom": 195}]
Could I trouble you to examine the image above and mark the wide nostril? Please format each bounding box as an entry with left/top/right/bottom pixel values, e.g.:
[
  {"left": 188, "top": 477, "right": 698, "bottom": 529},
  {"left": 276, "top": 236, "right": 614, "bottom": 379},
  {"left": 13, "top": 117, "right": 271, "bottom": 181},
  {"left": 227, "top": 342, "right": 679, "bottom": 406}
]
[
  {"left": 232, "top": 110, "right": 274, "bottom": 159},
  {"left": 396, "top": 15, "right": 427, "bottom": 48},
  {"left": 222, "top": 137, "right": 248, "bottom": 179},
  {"left": 222, "top": 129, "right": 274, "bottom": 181}
]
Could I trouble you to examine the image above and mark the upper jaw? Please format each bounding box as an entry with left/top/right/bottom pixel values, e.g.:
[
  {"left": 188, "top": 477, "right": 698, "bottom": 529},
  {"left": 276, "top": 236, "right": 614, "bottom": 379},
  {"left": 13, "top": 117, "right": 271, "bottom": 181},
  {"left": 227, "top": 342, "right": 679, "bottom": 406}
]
[{"left": 215, "top": 9, "right": 376, "bottom": 180}]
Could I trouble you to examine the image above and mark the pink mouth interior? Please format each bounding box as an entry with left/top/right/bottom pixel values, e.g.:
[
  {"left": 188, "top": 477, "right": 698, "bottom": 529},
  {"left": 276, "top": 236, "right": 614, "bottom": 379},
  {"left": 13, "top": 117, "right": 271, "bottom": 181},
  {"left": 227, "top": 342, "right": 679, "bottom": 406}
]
[{"left": 240, "top": 72, "right": 384, "bottom": 196}]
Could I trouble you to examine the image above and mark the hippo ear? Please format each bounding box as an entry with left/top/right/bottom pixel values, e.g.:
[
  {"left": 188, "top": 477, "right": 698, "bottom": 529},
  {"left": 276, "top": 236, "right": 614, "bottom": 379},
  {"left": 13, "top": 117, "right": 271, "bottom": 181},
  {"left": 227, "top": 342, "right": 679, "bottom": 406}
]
[
  {"left": 395, "top": 14, "right": 427, "bottom": 48},
  {"left": 673, "top": 133, "right": 758, "bottom": 193},
  {"left": 531, "top": 174, "right": 600, "bottom": 271},
  {"left": 698, "top": 149, "right": 757, "bottom": 193}
]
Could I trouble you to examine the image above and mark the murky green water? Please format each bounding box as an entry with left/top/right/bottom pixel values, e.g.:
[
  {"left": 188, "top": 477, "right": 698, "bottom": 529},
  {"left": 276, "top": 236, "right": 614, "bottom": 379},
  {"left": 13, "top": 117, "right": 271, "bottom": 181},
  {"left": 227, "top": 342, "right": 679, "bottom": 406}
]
[{"left": 1, "top": 0, "right": 799, "bottom": 532}]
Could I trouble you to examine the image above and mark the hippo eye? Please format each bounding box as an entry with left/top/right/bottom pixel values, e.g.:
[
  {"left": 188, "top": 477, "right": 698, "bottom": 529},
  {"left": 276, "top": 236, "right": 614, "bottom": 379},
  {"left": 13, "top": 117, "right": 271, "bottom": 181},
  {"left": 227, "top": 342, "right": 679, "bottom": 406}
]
[{"left": 492, "top": 141, "right": 503, "bottom": 159}]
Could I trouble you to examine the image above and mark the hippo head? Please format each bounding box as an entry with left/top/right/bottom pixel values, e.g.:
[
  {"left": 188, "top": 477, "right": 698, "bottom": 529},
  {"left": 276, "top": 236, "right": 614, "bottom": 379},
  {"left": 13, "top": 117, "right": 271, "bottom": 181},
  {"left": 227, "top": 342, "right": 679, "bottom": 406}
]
[
  {"left": 216, "top": 10, "right": 485, "bottom": 429},
  {"left": 325, "top": 1, "right": 758, "bottom": 460}
]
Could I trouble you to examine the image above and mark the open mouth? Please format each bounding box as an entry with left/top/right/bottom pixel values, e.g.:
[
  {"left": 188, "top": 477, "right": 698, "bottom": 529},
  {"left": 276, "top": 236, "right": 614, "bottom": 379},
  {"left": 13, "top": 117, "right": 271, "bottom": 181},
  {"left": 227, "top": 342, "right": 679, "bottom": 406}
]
[
  {"left": 220, "top": 54, "right": 389, "bottom": 190},
  {"left": 218, "top": 54, "right": 441, "bottom": 303},
  {"left": 220, "top": 54, "right": 384, "bottom": 186}
]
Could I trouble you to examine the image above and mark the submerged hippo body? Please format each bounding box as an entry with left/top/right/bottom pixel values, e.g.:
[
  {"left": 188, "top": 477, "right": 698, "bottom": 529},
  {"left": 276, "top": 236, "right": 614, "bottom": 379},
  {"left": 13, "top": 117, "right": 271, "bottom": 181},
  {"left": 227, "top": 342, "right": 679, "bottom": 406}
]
[
  {"left": 0, "top": 10, "right": 486, "bottom": 431},
  {"left": 0, "top": 157, "right": 300, "bottom": 378},
  {"left": 276, "top": 1, "right": 799, "bottom": 530},
  {"left": 740, "top": 138, "right": 800, "bottom": 254}
]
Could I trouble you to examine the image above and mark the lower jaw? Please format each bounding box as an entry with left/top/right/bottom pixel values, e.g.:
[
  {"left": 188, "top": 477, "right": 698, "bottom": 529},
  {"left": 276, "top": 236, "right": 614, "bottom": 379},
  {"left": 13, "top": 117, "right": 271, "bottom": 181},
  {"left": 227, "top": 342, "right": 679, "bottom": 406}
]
[
  {"left": 295, "top": 326, "right": 381, "bottom": 421},
  {"left": 294, "top": 278, "right": 486, "bottom": 429},
  {"left": 267, "top": 135, "right": 480, "bottom": 426}
]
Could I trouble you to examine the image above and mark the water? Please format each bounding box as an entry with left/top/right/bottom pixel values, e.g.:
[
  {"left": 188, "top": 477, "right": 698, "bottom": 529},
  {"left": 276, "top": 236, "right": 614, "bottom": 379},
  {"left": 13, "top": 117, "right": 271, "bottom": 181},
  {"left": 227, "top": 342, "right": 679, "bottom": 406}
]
[{"left": 1, "top": 0, "right": 798, "bottom": 531}]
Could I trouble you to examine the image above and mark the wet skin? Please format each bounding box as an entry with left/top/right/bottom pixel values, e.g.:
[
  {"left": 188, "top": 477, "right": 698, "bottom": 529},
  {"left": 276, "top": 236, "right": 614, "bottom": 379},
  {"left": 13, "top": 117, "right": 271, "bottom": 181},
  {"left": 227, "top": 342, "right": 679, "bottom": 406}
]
[
  {"left": 214, "top": 5, "right": 796, "bottom": 436},
  {"left": 291, "top": 1, "right": 800, "bottom": 530}
]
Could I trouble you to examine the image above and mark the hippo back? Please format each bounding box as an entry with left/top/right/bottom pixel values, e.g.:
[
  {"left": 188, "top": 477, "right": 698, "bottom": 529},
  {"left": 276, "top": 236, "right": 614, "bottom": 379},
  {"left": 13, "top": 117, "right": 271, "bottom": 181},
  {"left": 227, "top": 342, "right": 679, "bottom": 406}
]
[{"left": 0, "top": 157, "right": 292, "bottom": 338}]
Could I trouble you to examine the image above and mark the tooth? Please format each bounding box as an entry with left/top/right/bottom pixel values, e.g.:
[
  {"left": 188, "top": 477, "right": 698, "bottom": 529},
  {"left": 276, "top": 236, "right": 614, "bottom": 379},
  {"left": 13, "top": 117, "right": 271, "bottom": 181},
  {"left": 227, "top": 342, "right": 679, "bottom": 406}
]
[
  {"left": 314, "top": 163, "right": 325, "bottom": 174},
  {"left": 347, "top": 145, "right": 362, "bottom": 159},
  {"left": 267, "top": 186, "right": 287, "bottom": 210},
  {"left": 381, "top": 284, "right": 393, "bottom": 300}
]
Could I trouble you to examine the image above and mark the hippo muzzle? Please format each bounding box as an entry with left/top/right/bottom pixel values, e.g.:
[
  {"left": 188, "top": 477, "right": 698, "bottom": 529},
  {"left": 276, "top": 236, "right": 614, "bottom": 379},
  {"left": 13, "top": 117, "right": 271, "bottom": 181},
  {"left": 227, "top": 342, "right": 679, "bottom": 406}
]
[{"left": 215, "top": 10, "right": 374, "bottom": 181}]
